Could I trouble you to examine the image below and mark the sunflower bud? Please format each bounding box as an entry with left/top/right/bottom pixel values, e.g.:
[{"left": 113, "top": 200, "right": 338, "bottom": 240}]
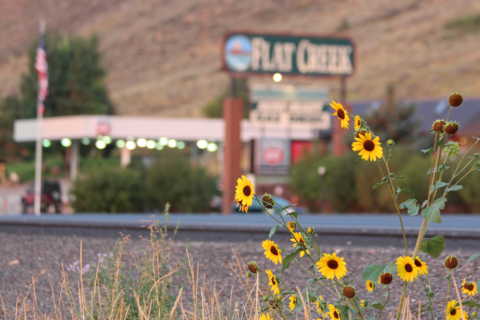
[
  {"left": 287, "top": 221, "right": 296, "bottom": 232},
  {"left": 444, "top": 256, "right": 458, "bottom": 269},
  {"left": 380, "top": 273, "right": 393, "bottom": 285},
  {"left": 432, "top": 120, "right": 445, "bottom": 133},
  {"left": 306, "top": 227, "right": 314, "bottom": 234},
  {"left": 444, "top": 122, "right": 459, "bottom": 135},
  {"left": 449, "top": 93, "right": 463, "bottom": 107},
  {"left": 387, "top": 139, "right": 395, "bottom": 146},
  {"left": 355, "top": 130, "right": 368, "bottom": 139},
  {"left": 261, "top": 193, "right": 274, "bottom": 209},
  {"left": 247, "top": 261, "right": 258, "bottom": 274},
  {"left": 343, "top": 286, "right": 355, "bottom": 298}
]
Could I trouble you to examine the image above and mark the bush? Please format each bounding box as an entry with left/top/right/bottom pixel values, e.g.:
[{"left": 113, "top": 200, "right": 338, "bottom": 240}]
[
  {"left": 144, "top": 151, "right": 218, "bottom": 212},
  {"left": 72, "top": 167, "right": 144, "bottom": 213},
  {"left": 459, "top": 173, "right": 480, "bottom": 212},
  {"left": 290, "top": 152, "right": 358, "bottom": 212}
]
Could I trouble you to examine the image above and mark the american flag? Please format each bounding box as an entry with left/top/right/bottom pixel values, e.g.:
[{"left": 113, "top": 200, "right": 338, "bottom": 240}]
[{"left": 35, "top": 37, "right": 48, "bottom": 114}]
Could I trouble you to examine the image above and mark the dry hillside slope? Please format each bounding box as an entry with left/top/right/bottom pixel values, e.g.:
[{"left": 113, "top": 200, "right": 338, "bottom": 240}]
[{"left": 1, "top": 0, "right": 480, "bottom": 116}]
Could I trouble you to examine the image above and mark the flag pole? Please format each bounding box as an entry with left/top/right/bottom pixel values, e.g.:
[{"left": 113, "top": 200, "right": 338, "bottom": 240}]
[
  {"left": 33, "top": 98, "right": 43, "bottom": 216},
  {"left": 33, "top": 20, "right": 46, "bottom": 216}
]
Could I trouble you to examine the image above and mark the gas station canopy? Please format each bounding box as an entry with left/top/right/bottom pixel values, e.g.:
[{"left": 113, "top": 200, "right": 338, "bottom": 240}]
[{"left": 14, "top": 115, "right": 325, "bottom": 142}]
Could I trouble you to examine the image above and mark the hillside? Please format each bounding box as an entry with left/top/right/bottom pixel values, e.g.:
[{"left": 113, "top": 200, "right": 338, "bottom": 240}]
[{"left": 1, "top": 0, "right": 480, "bottom": 117}]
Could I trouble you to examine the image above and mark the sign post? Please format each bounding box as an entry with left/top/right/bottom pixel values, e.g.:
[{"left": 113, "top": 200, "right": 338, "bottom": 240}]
[{"left": 221, "top": 31, "right": 355, "bottom": 214}]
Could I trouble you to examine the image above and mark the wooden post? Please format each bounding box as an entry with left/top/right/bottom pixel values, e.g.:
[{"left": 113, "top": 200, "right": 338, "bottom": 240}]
[
  {"left": 222, "top": 78, "right": 243, "bottom": 215},
  {"left": 332, "top": 76, "right": 348, "bottom": 156}
]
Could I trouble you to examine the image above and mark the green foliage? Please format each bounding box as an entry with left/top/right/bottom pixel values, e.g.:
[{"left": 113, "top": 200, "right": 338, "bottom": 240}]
[
  {"left": 444, "top": 14, "right": 480, "bottom": 34},
  {"left": 6, "top": 155, "right": 64, "bottom": 182},
  {"left": 72, "top": 167, "right": 144, "bottom": 213},
  {"left": 202, "top": 78, "right": 249, "bottom": 119},
  {"left": 422, "top": 197, "right": 446, "bottom": 223},
  {"left": 364, "top": 103, "right": 421, "bottom": 144},
  {"left": 362, "top": 264, "right": 386, "bottom": 281},
  {"left": 458, "top": 173, "right": 480, "bottom": 212},
  {"left": 290, "top": 152, "right": 358, "bottom": 212},
  {"left": 144, "top": 150, "right": 218, "bottom": 212},
  {"left": 16, "top": 32, "right": 113, "bottom": 119},
  {"left": 420, "top": 235, "right": 445, "bottom": 258}
]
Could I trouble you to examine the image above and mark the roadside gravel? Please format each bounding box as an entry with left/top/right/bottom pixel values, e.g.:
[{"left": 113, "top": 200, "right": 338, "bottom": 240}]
[{"left": 0, "top": 228, "right": 478, "bottom": 318}]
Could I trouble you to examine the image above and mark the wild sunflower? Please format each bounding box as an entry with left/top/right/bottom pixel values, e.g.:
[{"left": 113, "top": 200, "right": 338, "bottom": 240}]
[
  {"left": 287, "top": 221, "right": 296, "bottom": 232},
  {"left": 354, "top": 115, "right": 362, "bottom": 131},
  {"left": 328, "top": 304, "right": 342, "bottom": 320},
  {"left": 290, "top": 232, "right": 309, "bottom": 257},
  {"left": 462, "top": 280, "right": 478, "bottom": 296},
  {"left": 259, "top": 313, "right": 272, "bottom": 320},
  {"left": 314, "top": 296, "right": 327, "bottom": 315},
  {"left": 289, "top": 295, "right": 297, "bottom": 311},
  {"left": 316, "top": 252, "right": 347, "bottom": 280},
  {"left": 445, "top": 300, "right": 468, "bottom": 320},
  {"left": 265, "top": 269, "right": 280, "bottom": 295},
  {"left": 396, "top": 256, "right": 419, "bottom": 282},
  {"left": 359, "top": 300, "right": 366, "bottom": 308},
  {"left": 235, "top": 175, "right": 255, "bottom": 213},
  {"left": 330, "top": 100, "right": 350, "bottom": 129},
  {"left": 352, "top": 132, "right": 383, "bottom": 162},
  {"left": 365, "top": 280, "right": 375, "bottom": 292},
  {"left": 262, "top": 240, "right": 282, "bottom": 264},
  {"left": 414, "top": 256, "right": 429, "bottom": 276}
]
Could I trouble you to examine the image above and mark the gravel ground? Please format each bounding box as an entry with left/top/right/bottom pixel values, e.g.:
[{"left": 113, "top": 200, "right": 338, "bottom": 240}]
[{"left": 0, "top": 227, "right": 478, "bottom": 318}]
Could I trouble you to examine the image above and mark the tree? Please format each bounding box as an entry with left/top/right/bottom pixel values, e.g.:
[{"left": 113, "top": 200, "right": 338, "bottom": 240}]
[
  {"left": 16, "top": 32, "right": 114, "bottom": 118},
  {"left": 364, "top": 84, "right": 421, "bottom": 144},
  {"left": 202, "top": 78, "right": 250, "bottom": 119}
]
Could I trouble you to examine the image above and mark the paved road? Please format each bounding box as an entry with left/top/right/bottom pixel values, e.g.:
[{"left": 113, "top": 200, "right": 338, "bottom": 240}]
[{"left": 0, "top": 213, "right": 479, "bottom": 238}]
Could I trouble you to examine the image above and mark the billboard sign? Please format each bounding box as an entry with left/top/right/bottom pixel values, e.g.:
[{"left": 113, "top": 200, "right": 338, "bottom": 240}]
[{"left": 223, "top": 32, "right": 355, "bottom": 77}]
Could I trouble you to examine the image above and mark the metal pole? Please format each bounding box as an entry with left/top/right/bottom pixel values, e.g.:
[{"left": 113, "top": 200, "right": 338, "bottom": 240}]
[{"left": 33, "top": 100, "right": 43, "bottom": 215}]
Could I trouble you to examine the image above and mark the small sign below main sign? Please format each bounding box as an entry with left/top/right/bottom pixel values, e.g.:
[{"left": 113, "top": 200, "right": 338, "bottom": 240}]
[{"left": 223, "top": 32, "right": 355, "bottom": 77}]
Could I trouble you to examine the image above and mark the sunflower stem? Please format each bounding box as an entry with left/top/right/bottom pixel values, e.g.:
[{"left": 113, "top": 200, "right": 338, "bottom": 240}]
[
  {"left": 450, "top": 271, "right": 467, "bottom": 320},
  {"left": 382, "top": 157, "right": 409, "bottom": 255}
]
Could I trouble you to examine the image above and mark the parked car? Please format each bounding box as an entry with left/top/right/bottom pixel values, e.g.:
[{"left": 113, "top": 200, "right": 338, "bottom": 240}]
[
  {"left": 232, "top": 196, "right": 304, "bottom": 214},
  {"left": 21, "top": 180, "right": 62, "bottom": 214}
]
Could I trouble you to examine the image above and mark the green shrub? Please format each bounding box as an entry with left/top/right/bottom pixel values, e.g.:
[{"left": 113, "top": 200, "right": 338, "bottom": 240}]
[
  {"left": 444, "top": 14, "right": 480, "bottom": 34},
  {"left": 144, "top": 150, "right": 218, "bottom": 212},
  {"left": 290, "top": 152, "right": 358, "bottom": 212},
  {"left": 459, "top": 173, "right": 480, "bottom": 212},
  {"left": 72, "top": 167, "right": 144, "bottom": 213}
]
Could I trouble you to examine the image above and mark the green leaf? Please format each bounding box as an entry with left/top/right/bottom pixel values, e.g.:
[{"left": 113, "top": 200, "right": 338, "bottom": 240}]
[
  {"left": 432, "top": 181, "right": 448, "bottom": 191},
  {"left": 446, "top": 185, "right": 463, "bottom": 192},
  {"left": 384, "top": 262, "right": 397, "bottom": 275},
  {"left": 422, "top": 197, "right": 446, "bottom": 223},
  {"left": 372, "top": 176, "right": 389, "bottom": 190},
  {"left": 420, "top": 235, "right": 445, "bottom": 258},
  {"left": 268, "top": 224, "right": 279, "bottom": 239},
  {"left": 282, "top": 249, "right": 301, "bottom": 271},
  {"left": 371, "top": 302, "right": 384, "bottom": 310},
  {"left": 362, "top": 264, "right": 386, "bottom": 281},
  {"left": 400, "top": 199, "right": 419, "bottom": 216},
  {"left": 420, "top": 147, "right": 432, "bottom": 154},
  {"left": 463, "top": 300, "right": 480, "bottom": 308},
  {"left": 466, "top": 253, "right": 480, "bottom": 263}
]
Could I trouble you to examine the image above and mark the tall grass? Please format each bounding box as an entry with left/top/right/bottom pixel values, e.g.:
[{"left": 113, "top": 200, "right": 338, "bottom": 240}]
[{"left": 1, "top": 225, "right": 262, "bottom": 320}]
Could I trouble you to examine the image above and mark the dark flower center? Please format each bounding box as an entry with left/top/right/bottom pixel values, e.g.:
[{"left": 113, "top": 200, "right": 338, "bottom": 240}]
[
  {"left": 464, "top": 283, "right": 474, "bottom": 291},
  {"left": 414, "top": 259, "right": 422, "bottom": 267},
  {"left": 333, "top": 311, "right": 339, "bottom": 319},
  {"left": 243, "top": 186, "right": 251, "bottom": 196},
  {"left": 327, "top": 259, "right": 339, "bottom": 269},
  {"left": 337, "top": 109, "right": 345, "bottom": 119},
  {"left": 363, "top": 140, "right": 375, "bottom": 151},
  {"left": 270, "top": 246, "right": 278, "bottom": 256},
  {"left": 405, "top": 263, "right": 413, "bottom": 272},
  {"left": 271, "top": 277, "right": 276, "bottom": 285},
  {"left": 450, "top": 308, "right": 456, "bottom": 316}
]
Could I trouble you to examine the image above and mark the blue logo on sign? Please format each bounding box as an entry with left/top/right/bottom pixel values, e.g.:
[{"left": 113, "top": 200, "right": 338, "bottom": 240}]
[{"left": 225, "top": 35, "right": 252, "bottom": 72}]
